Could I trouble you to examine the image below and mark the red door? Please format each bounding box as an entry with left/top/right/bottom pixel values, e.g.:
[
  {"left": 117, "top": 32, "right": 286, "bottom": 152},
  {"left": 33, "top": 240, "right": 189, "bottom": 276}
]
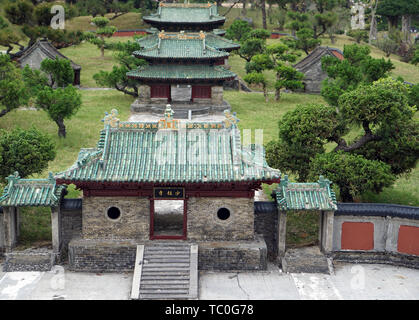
[
  {"left": 150, "top": 84, "right": 171, "bottom": 101},
  {"left": 191, "top": 85, "right": 211, "bottom": 101}
]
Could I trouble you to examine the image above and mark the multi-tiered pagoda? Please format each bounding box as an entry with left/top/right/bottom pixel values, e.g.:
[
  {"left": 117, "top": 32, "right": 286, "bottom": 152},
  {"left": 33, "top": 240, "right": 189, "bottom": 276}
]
[{"left": 128, "top": 2, "right": 240, "bottom": 118}]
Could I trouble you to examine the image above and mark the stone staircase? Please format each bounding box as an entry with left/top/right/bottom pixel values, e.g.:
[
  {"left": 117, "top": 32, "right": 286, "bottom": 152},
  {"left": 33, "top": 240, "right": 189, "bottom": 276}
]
[{"left": 131, "top": 242, "right": 198, "bottom": 300}]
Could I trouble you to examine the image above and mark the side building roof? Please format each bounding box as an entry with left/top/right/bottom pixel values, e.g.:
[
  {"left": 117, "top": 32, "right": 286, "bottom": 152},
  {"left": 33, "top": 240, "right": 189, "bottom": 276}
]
[
  {"left": 275, "top": 175, "right": 337, "bottom": 211},
  {"left": 13, "top": 39, "right": 81, "bottom": 70},
  {"left": 55, "top": 107, "right": 281, "bottom": 186},
  {"left": 294, "top": 46, "right": 344, "bottom": 72},
  {"left": 0, "top": 172, "right": 66, "bottom": 207}
]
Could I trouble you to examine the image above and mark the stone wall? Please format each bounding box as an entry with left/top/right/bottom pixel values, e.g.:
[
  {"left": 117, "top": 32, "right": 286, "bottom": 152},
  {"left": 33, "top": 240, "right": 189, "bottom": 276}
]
[
  {"left": 254, "top": 209, "right": 278, "bottom": 260},
  {"left": 3, "top": 248, "right": 53, "bottom": 272},
  {"left": 61, "top": 209, "right": 82, "bottom": 258},
  {"left": 138, "top": 85, "right": 150, "bottom": 103},
  {"left": 0, "top": 211, "right": 4, "bottom": 255},
  {"left": 68, "top": 238, "right": 137, "bottom": 272},
  {"left": 187, "top": 197, "right": 254, "bottom": 241},
  {"left": 211, "top": 86, "right": 223, "bottom": 104},
  {"left": 299, "top": 59, "right": 327, "bottom": 93},
  {"left": 82, "top": 196, "right": 150, "bottom": 240},
  {"left": 198, "top": 235, "right": 267, "bottom": 270}
]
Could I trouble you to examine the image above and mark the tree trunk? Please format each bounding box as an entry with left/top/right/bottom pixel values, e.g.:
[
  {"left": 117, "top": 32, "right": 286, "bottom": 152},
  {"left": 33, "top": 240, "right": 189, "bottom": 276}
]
[
  {"left": 261, "top": 0, "right": 267, "bottom": 30},
  {"left": 401, "top": 15, "right": 411, "bottom": 44},
  {"left": 388, "top": 16, "right": 398, "bottom": 32},
  {"left": 263, "top": 85, "right": 268, "bottom": 102},
  {"left": 275, "top": 73, "right": 280, "bottom": 101},
  {"left": 340, "top": 188, "right": 354, "bottom": 202},
  {"left": 0, "top": 108, "right": 9, "bottom": 118},
  {"left": 368, "top": 1, "right": 378, "bottom": 44},
  {"left": 242, "top": 0, "right": 247, "bottom": 16},
  {"left": 55, "top": 119, "right": 66, "bottom": 138}
]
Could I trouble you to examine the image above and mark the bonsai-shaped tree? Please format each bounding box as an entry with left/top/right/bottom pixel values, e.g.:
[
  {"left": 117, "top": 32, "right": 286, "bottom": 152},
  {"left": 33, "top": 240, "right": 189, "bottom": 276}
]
[
  {"left": 266, "top": 78, "right": 418, "bottom": 202},
  {"left": 244, "top": 72, "right": 269, "bottom": 102},
  {"left": 85, "top": 17, "right": 117, "bottom": 58},
  {"left": 0, "top": 55, "right": 29, "bottom": 118}
]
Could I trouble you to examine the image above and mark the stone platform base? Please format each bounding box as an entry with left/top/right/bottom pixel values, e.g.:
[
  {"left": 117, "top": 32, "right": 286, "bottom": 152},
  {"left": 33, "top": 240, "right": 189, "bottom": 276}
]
[
  {"left": 67, "top": 236, "right": 268, "bottom": 272},
  {"left": 332, "top": 251, "right": 419, "bottom": 270},
  {"left": 130, "top": 100, "right": 231, "bottom": 119},
  {"left": 197, "top": 235, "right": 267, "bottom": 271},
  {"left": 3, "top": 248, "right": 54, "bottom": 272},
  {"left": 281, "top": 246, "right": 330, "bottom": 274},
  {"left": 68, "top": 238, "right": 137, "bottom": 272}
]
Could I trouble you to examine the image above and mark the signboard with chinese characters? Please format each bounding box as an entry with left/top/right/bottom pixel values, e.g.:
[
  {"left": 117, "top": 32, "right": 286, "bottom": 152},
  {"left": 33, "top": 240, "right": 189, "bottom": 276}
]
[{"left": 153, "top": 187, "right": 185, "bottom": 199}]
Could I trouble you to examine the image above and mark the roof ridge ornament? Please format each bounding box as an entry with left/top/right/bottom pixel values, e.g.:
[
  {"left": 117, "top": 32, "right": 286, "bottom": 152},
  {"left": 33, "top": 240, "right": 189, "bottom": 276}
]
[
  {"left": 102, "top": 109, "right": 120, "bottom": 129},
  {"left": 223, "top": 110, "right": 239, "bottom": 128},
  {"left": 159, "top": 105, "right": 179, "bottom": 130}
]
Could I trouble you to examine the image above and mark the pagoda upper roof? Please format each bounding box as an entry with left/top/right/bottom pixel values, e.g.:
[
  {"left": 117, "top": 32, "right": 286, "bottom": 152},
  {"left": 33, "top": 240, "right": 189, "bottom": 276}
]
[
  {"left": 143, "top": 2, "right": 225, "bottom": 26},
  {"left": 137, "top": 31, "right": 240, "bottom": 53},
  {"left": 55, "top": 108, "right": 280, "bottom": 186},
  {"left": 126, "top": 64, "right": 236, "bottom": 82},
  {"left": 133, "top": 31, "right": 229, "bottom": 60}
]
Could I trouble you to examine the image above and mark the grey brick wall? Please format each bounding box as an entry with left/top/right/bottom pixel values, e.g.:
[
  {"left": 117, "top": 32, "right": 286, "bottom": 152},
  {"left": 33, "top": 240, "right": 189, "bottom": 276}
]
[{"left": 187, "top": 197, "right": 254, "bottom": 241}]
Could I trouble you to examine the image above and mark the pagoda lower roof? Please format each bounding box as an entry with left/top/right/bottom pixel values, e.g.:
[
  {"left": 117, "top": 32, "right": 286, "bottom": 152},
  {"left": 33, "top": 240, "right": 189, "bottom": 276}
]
[
  {"left": 55, "top": 109, "right": 281, "bottom": 185},
  {"left": 126, "top": 64, "right": 236, "bottom": 82},
  {"left": 138, "top": 31, "right": 240, "bottom": 54},
  {"left": 143, "top": 3, "right": 225, "bottom": 26},
  {"left": 133, "top": 32, "right": 229, "bottom": 60}
]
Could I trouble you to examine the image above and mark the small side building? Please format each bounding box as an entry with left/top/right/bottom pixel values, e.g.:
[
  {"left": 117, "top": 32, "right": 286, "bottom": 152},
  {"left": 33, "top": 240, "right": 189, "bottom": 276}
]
[
  {"left": 13, "top": 39, "right": 81, "bottom": 86},
  {"left": 293, "top": 46, "right": 344, "bottom": 93}
]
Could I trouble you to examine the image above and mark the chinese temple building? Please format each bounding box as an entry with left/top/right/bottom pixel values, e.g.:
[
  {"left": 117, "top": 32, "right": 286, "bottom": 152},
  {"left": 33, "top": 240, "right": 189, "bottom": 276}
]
[
  {"left": 128, "top": 31, "right": 237, "bottom": 118},
  {"left": 143, "top": 2, "right": 225, "bottom": 32},
  {"left": 128, "top": 2, "right": 240, "bottom": 119},
  {"left": 50, "top": 107, "right": 281, "bottom": 279}
]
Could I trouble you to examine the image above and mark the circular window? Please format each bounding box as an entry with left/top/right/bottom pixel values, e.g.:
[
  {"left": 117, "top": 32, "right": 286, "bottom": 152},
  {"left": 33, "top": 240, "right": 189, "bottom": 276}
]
[
  {"left": 107, "top": 207, "right": 121, "bottom": 220},
  {"left": 217, "top": 207, "right": 230, "bottom": 220}
]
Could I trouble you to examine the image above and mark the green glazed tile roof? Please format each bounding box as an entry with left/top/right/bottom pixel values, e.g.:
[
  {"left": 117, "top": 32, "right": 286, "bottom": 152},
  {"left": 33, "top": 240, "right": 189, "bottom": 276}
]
[
  {"left": 136, "top": 32, "right": 239, "bottom": 56},
  {"left": 0, "top": 172, "right": 66, "bottom": 207},
  {"left": 276, "top": 175, "right": 337, "bottom": 211},
  {"left": 133, "top": 34, "right": 229, "bottom": 60},
  {"left": 126, "top": 64, "right": 236, "bottom": 81},
  {"left": 143, "top": 3, "right": 225, "bottom": 25},
  {"left": 55, "top": 108, "right": 281, "bottom": 185}
]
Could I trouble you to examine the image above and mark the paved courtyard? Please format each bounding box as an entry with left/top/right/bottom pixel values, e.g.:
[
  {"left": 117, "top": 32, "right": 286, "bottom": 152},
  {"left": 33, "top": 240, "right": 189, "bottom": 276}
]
[{"left": 0, "top": 261, "right": 418, "bottom": 300}]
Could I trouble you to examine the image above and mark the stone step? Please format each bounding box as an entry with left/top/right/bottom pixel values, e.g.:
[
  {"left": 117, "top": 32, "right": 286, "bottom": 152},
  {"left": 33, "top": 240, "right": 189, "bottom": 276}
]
[
  {"left": 145, "top": 259, "right": 190, "bottom": 264},
  {"left": 140, "top": 293, "right": 192, "bottom": 300},
  {"left": 141, "top": 279, "right": 189, "bottom": 285},
  {"left": 143, "top": 262, "right": 190, "bottom": 268},
  {"left": 145, "top": 247, "right": 190, "bottom": 252},
  {"left": 141, "top": 275, "right": 190, "bottom": 281},
  {"left": 140, "top": 283, "right": 190, "bottom": 290},
  {"left": 140, "top": 288, "right": 189, "bottom": 294},
  {"left": 145, "top": 253, "right": 190, "bottom": 257},
  {"left": 131, "top": 242, "right": 198, "bottom": 300}
]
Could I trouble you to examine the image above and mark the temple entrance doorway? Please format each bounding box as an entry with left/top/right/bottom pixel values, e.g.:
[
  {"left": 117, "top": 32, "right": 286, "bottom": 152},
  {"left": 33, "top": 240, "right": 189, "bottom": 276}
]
[{"left": 150, "top": 199, "right": 187, "bottom": 240}]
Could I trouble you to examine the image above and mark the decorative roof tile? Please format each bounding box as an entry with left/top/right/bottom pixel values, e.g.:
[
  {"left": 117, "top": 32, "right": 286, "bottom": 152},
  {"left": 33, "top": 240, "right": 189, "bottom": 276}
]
[
  {"left": 133, "top": 31, "right": 229, "bottom": 60},
  {"left": 0, "top": 172, "right": 66, "bottom": 207},
  {"left": 55, "top": 107, "right": 281, "bottom": 185},
  {"left": 136, "top": 31, "right": 240, "bottom": 55},
  {"left": 126, "top": 64, "right": 236, "bottom": 81},
  {"left": 275, "top": 175, "right": 337, "bottom": 211},
  {"left": 143, "top": 3, "right": 225, "bottom": 25}
]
